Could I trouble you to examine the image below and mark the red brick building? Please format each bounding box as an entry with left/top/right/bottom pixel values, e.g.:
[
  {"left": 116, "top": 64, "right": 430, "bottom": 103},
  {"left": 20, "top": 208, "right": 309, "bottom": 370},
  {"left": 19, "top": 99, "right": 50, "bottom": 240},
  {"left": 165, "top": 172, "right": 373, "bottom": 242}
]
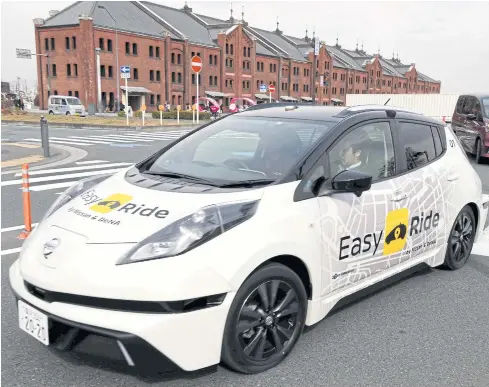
[{"left": 33, "top": 1, "right": 441, "bottom": 111}]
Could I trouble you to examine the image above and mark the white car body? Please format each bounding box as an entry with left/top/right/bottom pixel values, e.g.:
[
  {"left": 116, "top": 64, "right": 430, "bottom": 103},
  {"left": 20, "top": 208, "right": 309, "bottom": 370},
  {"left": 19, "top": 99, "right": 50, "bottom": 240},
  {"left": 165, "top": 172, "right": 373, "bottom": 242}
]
[{"left": 9, "top": 105, "right": 489, "bottom": 373}]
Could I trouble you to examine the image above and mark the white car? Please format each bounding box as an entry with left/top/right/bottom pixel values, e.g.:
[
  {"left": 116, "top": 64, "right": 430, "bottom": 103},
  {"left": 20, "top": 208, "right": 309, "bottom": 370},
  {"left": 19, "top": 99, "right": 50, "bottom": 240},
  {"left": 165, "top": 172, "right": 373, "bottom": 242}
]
[{"left": 10, "top": 104, "right": 489, "bottom": 374}]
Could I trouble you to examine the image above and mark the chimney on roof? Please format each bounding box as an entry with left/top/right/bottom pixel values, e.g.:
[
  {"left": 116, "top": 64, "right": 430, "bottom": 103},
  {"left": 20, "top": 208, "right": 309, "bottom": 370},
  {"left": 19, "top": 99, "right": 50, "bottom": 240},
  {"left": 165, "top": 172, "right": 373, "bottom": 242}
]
[
  {"left": 48, "top": 10, "right": 59, "bottom": 17},
  {"left": 182, "top": 1, "right": 192, "bottom": 12}
]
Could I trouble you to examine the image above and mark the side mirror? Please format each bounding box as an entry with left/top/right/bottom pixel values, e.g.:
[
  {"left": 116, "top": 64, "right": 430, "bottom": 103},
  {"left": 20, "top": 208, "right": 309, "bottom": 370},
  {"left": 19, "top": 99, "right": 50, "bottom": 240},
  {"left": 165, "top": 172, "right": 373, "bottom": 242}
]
[
  {"left": 329, "top": 170, "right": 372, "bottom": 197},
  {"left": 467, "top": 113, "right": 477, "bottom": 120}
]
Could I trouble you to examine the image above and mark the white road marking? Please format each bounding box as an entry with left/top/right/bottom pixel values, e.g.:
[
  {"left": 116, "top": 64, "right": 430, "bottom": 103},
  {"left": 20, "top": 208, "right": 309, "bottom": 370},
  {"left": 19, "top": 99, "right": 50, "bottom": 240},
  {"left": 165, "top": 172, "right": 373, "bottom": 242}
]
[
  {"left": 1, "top": 223, "right": 39, "bottom": 233},
  {"left": 85, "top": 136, "right": 136, "bottom": 143},
  {"left": 1, "top": 247, "right": 22, "bottom": 256},
  {"left": 2, "top": 167, "right": 126, "bottom": 187},
  {"left": 101, "top": 135, "right": 154, "bottom": 142},
  {"left": 24, "top": 138, "right": 94, "bottom": 146},
  {"left": 14, "top": 162, "right": 133, "bottom": 176},
  {"left": 29, "top": 181, "right": 80, "bottom": 191},
  {"left": 57, "top": 137, "right": 113, "bottom": 144},
  {"left": 75, "top": 160, "right": 107, "bottom": 165}
]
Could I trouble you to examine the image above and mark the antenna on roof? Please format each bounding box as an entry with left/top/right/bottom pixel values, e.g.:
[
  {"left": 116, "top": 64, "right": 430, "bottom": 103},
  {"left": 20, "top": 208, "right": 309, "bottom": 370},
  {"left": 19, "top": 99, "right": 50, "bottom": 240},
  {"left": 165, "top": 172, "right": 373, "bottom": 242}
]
[
  {"left": 229, "top": 2, "right": 234, "bottom": 22},
  {"left": 241, "top": 5, "right": 244, "bottom": 21},
  {"left": 356, "top": 39, "right": 359, "bottom": 51},
  {"left": 361, "top": 40, "right": 364, "bottom": 53},
  {"left": 336, "top": 32, "right": 339, "bottom": 47}
]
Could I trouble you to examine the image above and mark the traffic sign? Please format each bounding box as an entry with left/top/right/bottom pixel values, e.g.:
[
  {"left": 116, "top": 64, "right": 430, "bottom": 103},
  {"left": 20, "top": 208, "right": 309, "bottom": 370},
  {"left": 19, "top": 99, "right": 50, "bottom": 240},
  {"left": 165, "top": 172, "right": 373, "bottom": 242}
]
[
  {"left": 259, "top": 84, "right": 267, "bottom": 93},
  {"left": 16, "top": 48, "right": 32, "bottom": 59},
  {"left": 191, "top": 56, "right": 202, "bottom": 73},
  {"left": 319, "top": 75, "right": 324, "bottom": 87},
  {"left": 120, "top": 65, "right": 131, "bottom": 79},
  {"left": 177, "top": 105, "right": 181, "bottom": 111},
  {"left": 158, "top": 104, "right": 164, "bottom": 111},
  {"left": 314, "top": 39, "right": 320, "bottom": 55},
  {"left": 140, "top": 103, "right": 147, "bottom": 111},
  {"left": 269, "top": 84, "right": 275, "bottom": 93}
]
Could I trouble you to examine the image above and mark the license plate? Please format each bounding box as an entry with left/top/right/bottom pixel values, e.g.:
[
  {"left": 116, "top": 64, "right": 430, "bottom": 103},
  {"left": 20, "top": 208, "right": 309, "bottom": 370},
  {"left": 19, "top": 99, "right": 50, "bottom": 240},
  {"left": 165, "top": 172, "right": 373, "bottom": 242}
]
[{"left": 18, "top": 300, "right": 49, "bottom": 345}]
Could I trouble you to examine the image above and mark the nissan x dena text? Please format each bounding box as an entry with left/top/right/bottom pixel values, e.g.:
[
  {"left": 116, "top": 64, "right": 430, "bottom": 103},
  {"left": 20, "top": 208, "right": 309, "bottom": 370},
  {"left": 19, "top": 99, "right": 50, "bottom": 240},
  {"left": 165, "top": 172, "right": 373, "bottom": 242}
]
[{"left": 10, "top": 104, "right": 489, "bottom": 374}]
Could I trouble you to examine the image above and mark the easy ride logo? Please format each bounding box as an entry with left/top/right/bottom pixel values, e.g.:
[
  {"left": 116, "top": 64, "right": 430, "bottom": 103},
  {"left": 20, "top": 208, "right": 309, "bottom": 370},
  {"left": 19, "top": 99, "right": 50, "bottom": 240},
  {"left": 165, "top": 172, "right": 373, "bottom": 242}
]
[
  {"left": 89, "top": 193, "right": 133, "bottom": 214},
  {"left": 339, "top": 208, "right": 440, "bottom": 260}
]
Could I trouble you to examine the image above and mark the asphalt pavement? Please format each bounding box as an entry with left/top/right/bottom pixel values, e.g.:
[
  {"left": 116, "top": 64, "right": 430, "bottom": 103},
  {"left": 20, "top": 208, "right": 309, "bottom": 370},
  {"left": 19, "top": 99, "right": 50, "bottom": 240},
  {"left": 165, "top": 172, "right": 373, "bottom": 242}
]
[{"left": 1, "top": 123, "right": 489, "bottom": 387}]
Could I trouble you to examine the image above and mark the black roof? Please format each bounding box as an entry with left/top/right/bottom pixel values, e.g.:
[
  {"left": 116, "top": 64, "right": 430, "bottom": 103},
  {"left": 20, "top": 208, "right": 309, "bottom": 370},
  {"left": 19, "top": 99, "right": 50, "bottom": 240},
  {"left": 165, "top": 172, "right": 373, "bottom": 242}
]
[{"left": 237, "top": 103, "right": 443, "bottom": 125}]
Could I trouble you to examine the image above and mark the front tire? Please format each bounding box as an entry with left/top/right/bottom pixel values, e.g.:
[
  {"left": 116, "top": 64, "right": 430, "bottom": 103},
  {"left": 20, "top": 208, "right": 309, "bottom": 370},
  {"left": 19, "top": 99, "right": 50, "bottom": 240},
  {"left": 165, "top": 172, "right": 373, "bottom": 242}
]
[
  {"left": 221, "top": 263, "right": 307, "bottom": 374},
  {"left": 66, "top": 111, "right": 71, "bottom": 116},
  {"left": 442, "top": 205, "right": 476, "bottom": 270}
]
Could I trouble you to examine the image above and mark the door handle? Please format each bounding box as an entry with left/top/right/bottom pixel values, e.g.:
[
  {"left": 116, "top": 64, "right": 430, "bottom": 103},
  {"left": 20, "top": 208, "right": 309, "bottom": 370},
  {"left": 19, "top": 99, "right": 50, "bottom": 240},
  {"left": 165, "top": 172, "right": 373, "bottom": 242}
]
[
  {"left": 391, "top": 193, "right": 408, "bottom": 202},
  {"left": 447, "top": 173, "right": 460, "bottom": 182}
]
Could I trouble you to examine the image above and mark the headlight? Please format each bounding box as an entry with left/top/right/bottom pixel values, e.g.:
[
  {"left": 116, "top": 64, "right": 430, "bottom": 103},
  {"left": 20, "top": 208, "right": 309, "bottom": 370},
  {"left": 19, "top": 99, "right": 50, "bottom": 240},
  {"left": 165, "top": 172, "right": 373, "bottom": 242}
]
[
  {"left": 117, "top": 200, "right": 259, "bottom": 265},
  {"left": 40, "top": 174, "right": 113, "bottom": 223}
]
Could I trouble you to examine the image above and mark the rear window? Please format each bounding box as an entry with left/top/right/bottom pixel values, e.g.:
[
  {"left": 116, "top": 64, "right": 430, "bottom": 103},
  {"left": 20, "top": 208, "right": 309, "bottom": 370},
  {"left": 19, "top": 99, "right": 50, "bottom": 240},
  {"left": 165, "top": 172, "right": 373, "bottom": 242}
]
[
  {"left": 481, "top": 98, "right": 489, "bottom": 118},
  {"left": 398, "top": 122, "right": 437, "bottom": 171},
  {"left": 431, "top": 127, "right": 443, "bottom": 156}
]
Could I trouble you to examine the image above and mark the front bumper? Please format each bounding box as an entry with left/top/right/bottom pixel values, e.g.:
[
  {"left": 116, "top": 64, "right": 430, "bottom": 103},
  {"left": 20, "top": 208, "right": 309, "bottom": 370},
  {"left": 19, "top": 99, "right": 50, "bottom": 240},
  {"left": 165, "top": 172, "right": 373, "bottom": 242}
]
[{"left": 9, "top": 260, "right": 235, "bottom": 371}]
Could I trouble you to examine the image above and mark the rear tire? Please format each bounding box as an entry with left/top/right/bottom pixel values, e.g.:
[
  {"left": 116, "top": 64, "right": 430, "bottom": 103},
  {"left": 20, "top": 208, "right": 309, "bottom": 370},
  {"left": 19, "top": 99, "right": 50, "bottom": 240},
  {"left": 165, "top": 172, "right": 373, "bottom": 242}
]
[
  {"left": 66, "top": 112, "right": 71, "bottom": 116},
  {"left": 442, "top": 205, "right": 476, "bottom": 270},
  {"left": 221, "top": 263, "right": 307, "bottom": 374},
  {"left": 475, "top": 138, "right": 483, "bottom": 164},
  {"left": 48, "top": 110, "right": 54, "bottom": 115}
]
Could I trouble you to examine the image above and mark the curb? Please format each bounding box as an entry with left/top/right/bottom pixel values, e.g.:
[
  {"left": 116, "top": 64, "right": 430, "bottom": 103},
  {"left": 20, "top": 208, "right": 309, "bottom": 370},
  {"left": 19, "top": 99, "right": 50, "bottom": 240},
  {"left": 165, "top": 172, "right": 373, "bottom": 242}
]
[
  {"left": 1, "top": 144, "right": 88, "bottom": 174},
  {"left": 2, "top": 121, "right": 207, "bottom": 131}
]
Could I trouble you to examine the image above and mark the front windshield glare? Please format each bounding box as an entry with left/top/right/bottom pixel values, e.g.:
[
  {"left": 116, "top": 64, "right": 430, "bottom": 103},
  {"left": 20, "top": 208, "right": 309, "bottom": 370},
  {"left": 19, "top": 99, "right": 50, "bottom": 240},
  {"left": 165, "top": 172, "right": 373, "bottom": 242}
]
[{"left": 147, "top": 116, "right": 334, "bottom": 184}]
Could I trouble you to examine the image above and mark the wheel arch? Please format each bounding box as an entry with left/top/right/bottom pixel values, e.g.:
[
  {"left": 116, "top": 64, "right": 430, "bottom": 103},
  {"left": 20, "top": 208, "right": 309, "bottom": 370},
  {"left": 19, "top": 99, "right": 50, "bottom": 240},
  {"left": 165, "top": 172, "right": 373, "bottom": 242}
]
[
  {"left": 254, "top": 255, "right": 313, "bottom": 300},
  {"left": 467, "top": 202, "right": 480, "bottom": 232}
]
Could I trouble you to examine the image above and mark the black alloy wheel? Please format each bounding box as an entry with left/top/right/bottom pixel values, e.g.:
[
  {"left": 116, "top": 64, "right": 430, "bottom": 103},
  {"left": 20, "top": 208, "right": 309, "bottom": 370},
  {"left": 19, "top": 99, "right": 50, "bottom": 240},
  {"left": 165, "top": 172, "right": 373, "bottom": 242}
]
[
  {"left": 221, "top": 263, "right": 307, "bottom": 373},
  {"left": 443, "top": 205, "right": 476, "bottom": 270}
]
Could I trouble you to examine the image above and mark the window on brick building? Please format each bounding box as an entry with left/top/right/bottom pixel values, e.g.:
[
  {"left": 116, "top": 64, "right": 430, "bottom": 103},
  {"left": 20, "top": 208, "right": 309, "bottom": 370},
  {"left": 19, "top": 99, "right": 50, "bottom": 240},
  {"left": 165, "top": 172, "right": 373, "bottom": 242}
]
[
  {"left": 243, "top": 47, "right": 246, "bottom": 57},
  {"left": 171, "top": 53, "right": 175, "bottom": 63},
  {"left": 192, "top": 74, "right": 196, "bottom": 84},
  {"left": 178, "top": 72, "right": 182, "bottom": 83},
  {"left": 73, "top": 91, "right": 78, "bottom": 98},
  {"left": 150, "top": 94, "right": 155, "bottom": 105},
  {"left": 370, "top": 70, "right": 373, "bottom": 76},
  {"left": 382, "top": 80, "right": 386, "bottom": 86},
  {"left": 52, "top": 64, "right": 57, "bottom": 77},
  {"left": 99, "top": 38, "right": 104, "bottom": 50},
  {"left": 230, "top": 44, "right": 234, "bottom": 55},
  {"left": 156, "top": 94, "right": 161, "bottom": 105},
  {"left": 74, "top": 64, "right": 78, "bottom": 76},
  {"left": 156, "top": 70, "right": 161, "bottom": 82},
  {"left": 51, "top": 38, "right": 55, "bottom": 50},
  {"left": 356, "top": 76, "right": 359, "bottom": 83},
  {"left": 107, "top": 39, "right": 112, "bottom": 52},
  {"left": 377, "top": 71, "right": 381, "bottom": 77},
  {"left": 125, "top": 42, "right": 130, "bottom": 54},
  {"left": 214, "top": 55, "right": 217, "bottom": 65},
  {"left": 177, "top": 54, "right": 181, "bottom": 64},
  {"left": 340, "top": 74, "right": 345, "bottom": 81},
  {"left": 214, "top": 76, "right": 218, "bottom": 85},
  {"left": 54, "top": 90, "right": 58, "bottom": 95},
  {"left": 150, "top": 70, "right": 154, "bottom": 81},
  {"left": 332, "top": 87, "right": 336, "bottom": 94},
  {"left": 209, "top": 76, "right": 213, "bottom": 86},
  {"left": 100, "top": 65, "right": 106, "bottom": 77},
  {"left": 172, "top": 95, "right": 176, "bottom": 105},
  {"left": 68, "top": 91, "right": 72, "bottom": 96},
  {"left": 72, "top": 37, "right": 76, "bottom": 49},
  {"left": 274, "top": 64, "right": 277, "bottom": 72},
  {"left": 156, "top": 47, "right": 160, "bottom": 58},
  {"left": 226, "top": 43, "right": 229, "bottom": 54},
  {"left": 101, "top": 92, "right": 106, "bottom": 106},
  {"left": 149, "top": 46, "right": 154, "bottom": 57},
  {"left": 65, "top": 37, "right": 70, "bottom": 50},
  {"left": 108, "top": 66, "right": 113, "bottom": 78},
  {"left": 349, "top": 77, "right": 353, "bottom": 84},
  {"left": 132, "top": 43, "right": 138, "bottom": 55},
  {"left": 45, "top": 38, "right": 49, "bottom": 51},
  {"left": 133, "top": 68, "right": 138, "bottom": 79},
  {"left": 388, "top": 80, "right": 391, "bottom": 86},
  {"left": 67, "top": 64, "right": 71, "bottom": 76},
  {"left": 172, "top": 72, "right": 176, "bottom": 82}
]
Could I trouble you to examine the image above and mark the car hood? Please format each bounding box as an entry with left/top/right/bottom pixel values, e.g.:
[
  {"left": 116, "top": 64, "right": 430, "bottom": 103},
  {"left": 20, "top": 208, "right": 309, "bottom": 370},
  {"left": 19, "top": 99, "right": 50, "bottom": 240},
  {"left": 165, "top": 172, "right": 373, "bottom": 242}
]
[{"left": 43, "top": 171, "right": 264, "bottom": 243}]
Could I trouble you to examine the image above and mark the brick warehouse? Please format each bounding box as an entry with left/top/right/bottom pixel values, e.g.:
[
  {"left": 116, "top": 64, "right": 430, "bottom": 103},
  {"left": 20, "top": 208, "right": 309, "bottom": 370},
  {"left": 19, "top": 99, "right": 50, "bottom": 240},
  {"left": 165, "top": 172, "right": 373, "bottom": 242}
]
[{"left": 33, "top": 1, "right": 441, "bottom": 111}]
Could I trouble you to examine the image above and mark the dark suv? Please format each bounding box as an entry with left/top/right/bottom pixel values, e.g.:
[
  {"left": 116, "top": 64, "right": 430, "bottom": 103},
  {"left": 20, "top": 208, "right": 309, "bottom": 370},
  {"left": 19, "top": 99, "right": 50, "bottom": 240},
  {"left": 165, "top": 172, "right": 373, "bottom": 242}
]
[{"left": 452, "top": 94, "right": 489, "bottom": 163}]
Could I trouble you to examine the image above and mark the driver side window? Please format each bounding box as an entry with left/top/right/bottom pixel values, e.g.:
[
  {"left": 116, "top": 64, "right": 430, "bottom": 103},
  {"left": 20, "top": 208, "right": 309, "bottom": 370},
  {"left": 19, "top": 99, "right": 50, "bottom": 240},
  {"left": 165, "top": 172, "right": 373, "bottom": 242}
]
[{"left": 328, "top": 121, "right": 395, "bottom": 182}]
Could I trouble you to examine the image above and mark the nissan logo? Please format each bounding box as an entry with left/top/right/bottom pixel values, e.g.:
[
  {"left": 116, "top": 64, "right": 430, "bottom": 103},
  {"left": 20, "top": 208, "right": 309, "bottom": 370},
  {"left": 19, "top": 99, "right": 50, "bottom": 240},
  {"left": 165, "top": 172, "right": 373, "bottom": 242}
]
[{"left": 43, "top": 238, "right": 60, "bottom": 258}]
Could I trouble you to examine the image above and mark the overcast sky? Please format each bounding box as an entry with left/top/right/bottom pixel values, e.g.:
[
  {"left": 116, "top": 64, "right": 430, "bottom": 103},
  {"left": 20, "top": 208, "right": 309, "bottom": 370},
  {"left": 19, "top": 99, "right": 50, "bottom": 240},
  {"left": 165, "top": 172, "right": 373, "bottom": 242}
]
[{"left": 1, "top": 0, "right": 488, "bottom": 93}]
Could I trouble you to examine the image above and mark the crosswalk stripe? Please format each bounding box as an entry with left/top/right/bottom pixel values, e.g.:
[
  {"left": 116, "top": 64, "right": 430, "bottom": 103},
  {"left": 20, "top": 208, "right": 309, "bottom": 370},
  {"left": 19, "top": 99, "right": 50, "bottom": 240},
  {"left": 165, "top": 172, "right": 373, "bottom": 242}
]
[
  {"left": 24, "top": 138, "right": 94, "bottom": 146},
  {"left": 53, "top": 137, "right": 113, "bottom": 144},
  {"left": 1, "top": 223, "right": 39, "bottom": 233},
  {"left": 100, "top": 135, "right": 154, "bottom": 142},
  {"left": 119, "top": 133, "right": 186, "bottom": 140},
  {"left": 122, "top": 131, "right": 190, "bottom": 137},
  {"left": 2, "top": 167, "right": 126, "bottom": 187},
  {"left": 14, "top": 162, "right": 133, "bottom": 177},
  {"left": 30, "top": 181, "right": 85, "bottom": 191},
  {"left": 85, "top": 135, "right": 137, "bottom": 143},
  {"left": 1, "top": 247, "right": 22, "bottom": 256},
  {"left": 76, "top": 160, "right": 107, "bottom": 165}
]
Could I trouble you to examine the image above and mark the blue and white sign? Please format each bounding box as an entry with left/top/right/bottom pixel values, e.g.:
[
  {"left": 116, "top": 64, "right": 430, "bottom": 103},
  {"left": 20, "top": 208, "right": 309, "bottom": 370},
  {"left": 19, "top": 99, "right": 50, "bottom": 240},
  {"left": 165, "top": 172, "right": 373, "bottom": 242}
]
[
  {"left": 120, "top": 65, "right": 131, "bottom": 79},
  {"left": 259, "top": 84, "right": 267, "bottom": 93}
]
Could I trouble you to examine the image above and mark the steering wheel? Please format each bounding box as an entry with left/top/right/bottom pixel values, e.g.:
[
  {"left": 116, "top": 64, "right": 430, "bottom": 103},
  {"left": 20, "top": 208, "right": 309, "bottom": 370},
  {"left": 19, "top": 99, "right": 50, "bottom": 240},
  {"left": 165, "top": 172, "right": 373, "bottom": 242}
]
[{"left": 223, "top": 159, "right": 249, "bottom": 170}]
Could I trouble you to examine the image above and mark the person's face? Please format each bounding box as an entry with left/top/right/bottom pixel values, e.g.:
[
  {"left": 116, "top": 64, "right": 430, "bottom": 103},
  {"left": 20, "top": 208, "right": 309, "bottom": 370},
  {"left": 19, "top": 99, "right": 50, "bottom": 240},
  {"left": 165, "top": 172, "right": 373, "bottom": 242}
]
[{"left": 341, "top": 146, "right": 360, "bottom": 167}]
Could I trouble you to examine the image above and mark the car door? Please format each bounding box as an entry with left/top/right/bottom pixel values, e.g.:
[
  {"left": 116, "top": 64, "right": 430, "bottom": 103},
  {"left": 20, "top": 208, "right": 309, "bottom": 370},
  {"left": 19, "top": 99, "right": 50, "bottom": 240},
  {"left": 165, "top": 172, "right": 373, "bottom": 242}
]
[
  {"left": 452, "top": 95, "right": 465, "bottom": 139},
  {"left": 391, "top": 120, "right": 449, "bottom": 262},
  {"left": 300, "top": 119, "right": 410, "bottom": 296},
  {"left": 459, "top": 96, "right": 477, "bottom": 153}
]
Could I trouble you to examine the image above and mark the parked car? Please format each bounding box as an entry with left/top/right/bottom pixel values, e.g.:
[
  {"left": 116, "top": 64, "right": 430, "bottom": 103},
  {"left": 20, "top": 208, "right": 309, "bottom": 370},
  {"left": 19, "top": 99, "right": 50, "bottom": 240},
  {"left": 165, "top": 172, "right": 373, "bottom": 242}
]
[
  {"left": 48, "top": 95, "right": 87, "bottom": 116},
  {"left": 10, "top": 105, "right": 489, "bottom": 374},
  {"left": 452, "top": 94, "right": 489, "bottom": 163}
]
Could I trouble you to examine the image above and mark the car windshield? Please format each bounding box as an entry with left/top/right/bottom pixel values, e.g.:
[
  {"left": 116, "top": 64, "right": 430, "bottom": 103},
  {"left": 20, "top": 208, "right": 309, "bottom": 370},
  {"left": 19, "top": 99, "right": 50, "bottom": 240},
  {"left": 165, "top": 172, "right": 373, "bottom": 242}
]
[
  {"left": 66, "top": 98, "right": 82, "bottom": 105},
  {"left": 145, "top": 116, "right": 335, "bottom": 185},
  {"left": 482, "top": 98, "right": 489, "bottom": 118}
]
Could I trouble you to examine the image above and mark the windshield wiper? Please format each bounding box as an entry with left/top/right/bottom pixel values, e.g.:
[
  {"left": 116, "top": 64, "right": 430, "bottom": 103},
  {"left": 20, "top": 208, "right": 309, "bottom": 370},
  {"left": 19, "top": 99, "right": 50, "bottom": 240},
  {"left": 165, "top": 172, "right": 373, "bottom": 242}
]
[
  {"left": 144, "top": 171, "right": 220, "bottom": 187},
  {"left": 218, "top": 179, "right": 276, "bottom": 188}
]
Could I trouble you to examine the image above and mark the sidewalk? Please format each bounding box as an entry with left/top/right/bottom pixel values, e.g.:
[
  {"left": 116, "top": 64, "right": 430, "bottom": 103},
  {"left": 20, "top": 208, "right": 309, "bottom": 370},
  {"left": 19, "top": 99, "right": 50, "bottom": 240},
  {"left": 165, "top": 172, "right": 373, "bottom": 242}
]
[{"left": 1, "top": 141, "right": 68, "bottom": 172}]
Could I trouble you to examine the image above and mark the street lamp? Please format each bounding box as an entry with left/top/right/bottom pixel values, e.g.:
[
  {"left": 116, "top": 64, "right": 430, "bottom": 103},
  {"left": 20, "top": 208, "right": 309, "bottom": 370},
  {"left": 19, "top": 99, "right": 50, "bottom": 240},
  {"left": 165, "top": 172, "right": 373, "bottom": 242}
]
[{"left": 98, "top": 5, "right": 119, "bottom": 112}]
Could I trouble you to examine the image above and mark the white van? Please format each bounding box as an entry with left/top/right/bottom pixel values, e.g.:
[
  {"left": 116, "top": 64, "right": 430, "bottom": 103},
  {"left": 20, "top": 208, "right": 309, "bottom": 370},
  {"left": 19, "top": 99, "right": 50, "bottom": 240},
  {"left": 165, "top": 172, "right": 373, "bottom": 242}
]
[{"left": 48, "top": 95, "right": 87, "bottom": 116}]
